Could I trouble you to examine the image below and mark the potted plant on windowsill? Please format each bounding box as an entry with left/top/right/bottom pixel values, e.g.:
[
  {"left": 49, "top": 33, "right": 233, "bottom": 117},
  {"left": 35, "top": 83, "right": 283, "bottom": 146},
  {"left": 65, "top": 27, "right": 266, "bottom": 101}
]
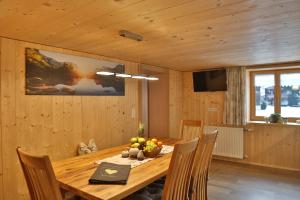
[{"left": 269, "top": 113, "right": 282, "bottom": 123}]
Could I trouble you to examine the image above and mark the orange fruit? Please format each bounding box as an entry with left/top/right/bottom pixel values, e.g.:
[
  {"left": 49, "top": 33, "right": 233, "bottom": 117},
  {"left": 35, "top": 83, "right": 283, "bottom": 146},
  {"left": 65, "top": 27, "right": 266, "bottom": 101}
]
[{"left": 157, "top": 141, "right": 163, "bottom": 147}]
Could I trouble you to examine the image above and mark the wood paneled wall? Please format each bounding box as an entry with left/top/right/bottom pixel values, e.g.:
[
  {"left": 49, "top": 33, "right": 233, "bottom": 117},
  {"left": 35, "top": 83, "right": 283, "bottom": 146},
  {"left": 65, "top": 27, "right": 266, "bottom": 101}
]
[
  {"left": 242, "top": 124, "right": 300, "bottom": 171},
  {"left": 182, "top": 71, "right": 300, "bottom": 171},
  {"left": 148, "top": 70, "right": 183, "bottom": 139},
  {"left": 0, "top": 38, "right": 3, "bottom": 200},
  {"left": 217, "top": 124, "right": 300, "bottom": 172},
  {"left": 0, "top": 38, "right": 140, "bottom": 200},
  {"left": 169, "top": 70, "right": 183, "bottom": 138},
  {"left": 148, "top": 73, "right": 169, "bottom": 138},
  {"left": 182, "top": 72, "right": 224, "bottom": 125}
]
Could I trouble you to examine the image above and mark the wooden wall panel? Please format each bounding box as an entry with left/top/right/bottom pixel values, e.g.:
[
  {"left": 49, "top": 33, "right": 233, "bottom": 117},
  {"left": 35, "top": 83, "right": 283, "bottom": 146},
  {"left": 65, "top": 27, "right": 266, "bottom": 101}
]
[
  {"left": 239, "top": 124, "right": 300, "bottom": 171},
  {"left": 169, "top": 70, "right": 183, "bottom": 138},
  {"left": 148, "top": 73, "right": 169, "bottom": 138},
  {"left": 1, "top": 39, "right": 18, "bottom": 199},
  {"left": 0, "top": 37, "right": 3, "bottom": 200},
  {"left": 182, "top": 72, "right": 224, "bottom": 125},
  {"left": 217, "top": 124, "right": 300, "bottom": 172},
  {"left": 0, "top": 38, "right": 139, "bottom": 200}
]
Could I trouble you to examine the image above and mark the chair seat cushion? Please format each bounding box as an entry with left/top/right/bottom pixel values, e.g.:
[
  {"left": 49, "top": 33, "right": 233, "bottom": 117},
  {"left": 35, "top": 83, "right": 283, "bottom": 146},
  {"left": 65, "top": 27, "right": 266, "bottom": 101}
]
[{"left": 124, "top": 180, "right": 164, "bottom": 200}]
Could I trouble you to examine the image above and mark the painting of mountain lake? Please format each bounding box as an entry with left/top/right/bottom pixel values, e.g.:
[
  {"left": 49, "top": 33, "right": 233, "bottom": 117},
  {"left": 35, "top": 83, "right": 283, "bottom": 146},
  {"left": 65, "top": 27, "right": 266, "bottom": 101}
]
[{"left": 25, "top": 48, "right": 125, "bottom": 96}]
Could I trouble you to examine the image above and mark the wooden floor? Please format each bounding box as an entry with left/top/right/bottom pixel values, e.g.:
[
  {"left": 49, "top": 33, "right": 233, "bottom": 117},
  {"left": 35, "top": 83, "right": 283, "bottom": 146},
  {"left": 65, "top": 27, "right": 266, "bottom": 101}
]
[{"left": 208, "top": 161, "right": 300, "bottom": 200}]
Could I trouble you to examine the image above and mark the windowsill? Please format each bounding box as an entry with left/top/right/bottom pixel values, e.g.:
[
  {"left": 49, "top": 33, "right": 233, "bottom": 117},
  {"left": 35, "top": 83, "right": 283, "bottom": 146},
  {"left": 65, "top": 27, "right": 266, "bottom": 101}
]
[{"left": 247, "top": 121, "right": 300, "bottom": 127}]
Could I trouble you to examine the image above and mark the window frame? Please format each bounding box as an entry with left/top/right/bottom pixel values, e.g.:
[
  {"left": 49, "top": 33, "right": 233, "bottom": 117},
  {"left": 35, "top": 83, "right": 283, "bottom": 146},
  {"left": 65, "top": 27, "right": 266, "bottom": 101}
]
[{"left": 250, "top": 68, "right": 300, "bottom": 122}]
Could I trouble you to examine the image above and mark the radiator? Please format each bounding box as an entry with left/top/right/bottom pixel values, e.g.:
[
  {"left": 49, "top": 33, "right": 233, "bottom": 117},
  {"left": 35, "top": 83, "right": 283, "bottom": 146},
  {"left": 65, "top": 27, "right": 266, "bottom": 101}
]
[{"left": 204, "top": 126, "right": 244, "bottom": 159}]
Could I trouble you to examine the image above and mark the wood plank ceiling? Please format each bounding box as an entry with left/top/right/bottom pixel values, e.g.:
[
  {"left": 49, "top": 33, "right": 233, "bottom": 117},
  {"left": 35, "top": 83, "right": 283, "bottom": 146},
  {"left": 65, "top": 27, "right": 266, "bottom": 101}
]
[{"left": 0, "top": 0, "right": 300, "bottom": 71}]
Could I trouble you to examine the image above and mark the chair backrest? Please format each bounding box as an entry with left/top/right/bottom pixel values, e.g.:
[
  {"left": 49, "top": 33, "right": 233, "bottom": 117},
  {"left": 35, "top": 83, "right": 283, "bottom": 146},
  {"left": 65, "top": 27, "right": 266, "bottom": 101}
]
[
  {"left": 16, "top": 147, "right": 63, "bottom": 200},
  {"left": 162, "top": 138, "right": 199, "bottom": 200},
  {"left": 189, "top": 131, "right": 218, "bottom": 200},
  {"left": 180, "top": 120, "right": 203, "bottom": 141}
]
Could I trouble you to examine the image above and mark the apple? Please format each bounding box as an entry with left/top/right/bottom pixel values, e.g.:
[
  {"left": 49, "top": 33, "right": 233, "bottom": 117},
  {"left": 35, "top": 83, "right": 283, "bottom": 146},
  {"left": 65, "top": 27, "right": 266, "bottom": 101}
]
[
  {"left": 131, "top": 143, "right": 140, "bottom": 148},
  {"left": 146, "top": 140, "right": 152, "bottom": 145},
  {"left": 130, "top": 137, "right": 138, "bottom": 144},
  {"left": 151, "top": 138, "right": 158, "bottom": 144},
  {"left": 138, "top": 137, "right": 146, "bottom": 144}
]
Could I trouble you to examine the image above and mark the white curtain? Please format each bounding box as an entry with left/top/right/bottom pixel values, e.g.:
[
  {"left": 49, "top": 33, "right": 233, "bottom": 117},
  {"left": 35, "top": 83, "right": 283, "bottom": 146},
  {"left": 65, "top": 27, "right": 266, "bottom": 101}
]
[{"left": 223, "top": 67, "right": 246, "bottom": 126}]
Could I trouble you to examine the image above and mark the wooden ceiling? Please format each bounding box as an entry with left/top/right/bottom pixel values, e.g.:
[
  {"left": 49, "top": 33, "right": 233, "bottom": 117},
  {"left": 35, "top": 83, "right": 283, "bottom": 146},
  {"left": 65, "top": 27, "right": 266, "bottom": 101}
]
[{"left": 1, "top": 0, "right": 300, "bottom": 71}]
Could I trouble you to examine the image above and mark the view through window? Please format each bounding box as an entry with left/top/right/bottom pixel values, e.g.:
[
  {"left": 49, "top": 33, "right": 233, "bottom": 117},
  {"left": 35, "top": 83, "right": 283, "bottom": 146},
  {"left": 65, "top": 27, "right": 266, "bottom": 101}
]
[
  {"left": 254, "top": 74, "right": 275, "bottom": 117},
  {"left": 280, "top": 73, "right": 300, "bottom": 118},
  {"left": 250, "top": 69, "right": 300, "bottom": 121}
]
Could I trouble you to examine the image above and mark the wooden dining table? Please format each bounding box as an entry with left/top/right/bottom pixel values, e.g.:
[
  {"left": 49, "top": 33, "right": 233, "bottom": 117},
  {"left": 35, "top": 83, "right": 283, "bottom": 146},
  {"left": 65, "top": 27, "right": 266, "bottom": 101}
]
[{"left": 52, "top": 138, "right": 180, "bottom": 200}]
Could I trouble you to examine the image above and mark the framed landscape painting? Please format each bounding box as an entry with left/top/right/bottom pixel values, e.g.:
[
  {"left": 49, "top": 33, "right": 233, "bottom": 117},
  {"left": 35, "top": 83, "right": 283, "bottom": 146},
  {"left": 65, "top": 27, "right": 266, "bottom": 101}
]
[{"left": 25, "top": 48, "right": 125, "bottom": 96}]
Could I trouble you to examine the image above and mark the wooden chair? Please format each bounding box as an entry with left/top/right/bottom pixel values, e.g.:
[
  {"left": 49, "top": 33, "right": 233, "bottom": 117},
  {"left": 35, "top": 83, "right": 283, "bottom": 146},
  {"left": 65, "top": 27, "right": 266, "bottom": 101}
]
[
  {"left": 16, "top": 147, "right": 64, "bottom": 200},
  {"left": 189, "top": 131, "right": 218, "bottom": 200},
  {"left": 180, "top": 120, "right": 203, "bottom": 141},
  {"left": 161, "top": 138, "right": 199, "bottom": 200},
  {"left": 125, "top": 138, "right": 199, "bottom": 200}
]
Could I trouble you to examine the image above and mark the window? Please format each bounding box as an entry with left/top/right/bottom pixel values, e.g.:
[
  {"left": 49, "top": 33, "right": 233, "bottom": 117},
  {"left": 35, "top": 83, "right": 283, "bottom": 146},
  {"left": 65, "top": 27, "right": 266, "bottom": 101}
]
[{"left": 250, "top": 68, "right": 300, "bottom": 121}]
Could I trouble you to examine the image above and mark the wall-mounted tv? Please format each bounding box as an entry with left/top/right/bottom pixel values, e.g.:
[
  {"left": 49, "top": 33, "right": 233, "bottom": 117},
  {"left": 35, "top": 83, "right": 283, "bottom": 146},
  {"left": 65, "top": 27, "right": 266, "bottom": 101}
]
[{"left": 193, "top": 69, "right": 227, "bottom": 92}]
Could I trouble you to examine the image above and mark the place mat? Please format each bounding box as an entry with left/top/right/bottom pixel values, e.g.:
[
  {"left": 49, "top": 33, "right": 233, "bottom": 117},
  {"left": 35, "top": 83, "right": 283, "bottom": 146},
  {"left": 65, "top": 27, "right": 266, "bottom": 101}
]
[{"left": 95, "top": 145, "right": 174, "bottom": 168}]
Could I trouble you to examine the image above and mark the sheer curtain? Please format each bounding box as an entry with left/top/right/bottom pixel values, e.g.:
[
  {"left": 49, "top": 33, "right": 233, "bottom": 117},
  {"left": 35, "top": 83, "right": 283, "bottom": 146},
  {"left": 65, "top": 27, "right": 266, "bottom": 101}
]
[{"left": 223, "top": 67, "right": 246, "bottom": 126}]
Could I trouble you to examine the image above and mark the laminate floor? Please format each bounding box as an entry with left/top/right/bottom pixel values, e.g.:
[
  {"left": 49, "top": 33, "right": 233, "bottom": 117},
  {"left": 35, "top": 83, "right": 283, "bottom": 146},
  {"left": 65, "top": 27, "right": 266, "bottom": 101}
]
[{"left": 208, "top": 161, "right": 300, "bottom": 200}]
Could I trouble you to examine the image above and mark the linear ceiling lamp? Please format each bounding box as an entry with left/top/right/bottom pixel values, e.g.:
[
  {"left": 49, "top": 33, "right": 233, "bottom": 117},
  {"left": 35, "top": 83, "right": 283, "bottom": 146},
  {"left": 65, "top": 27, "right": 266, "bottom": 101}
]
[
  {"left": 96, "top": 71, "right": 158, "bottom": 81},
  {"left": 116, "top": 73, "right": 132, "bottom": 78},
  {"left": 145, "top": 77, "right": 159, "bottom": 81},
  {"left": 96, "top": 71, "right": 114, "bottom": 76},
  {"left": 131, "top": 75, "right": 146, "bottom": 79}
]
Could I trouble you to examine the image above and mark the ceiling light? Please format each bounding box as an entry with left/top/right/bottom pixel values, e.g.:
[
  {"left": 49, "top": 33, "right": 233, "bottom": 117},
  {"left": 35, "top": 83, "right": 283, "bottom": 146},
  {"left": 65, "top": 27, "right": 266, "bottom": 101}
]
[
  {"left": 146, "top": 77, "right": 159, "bottom": 81},
  {"left": 96, "top": 71, "right": 158, "bottom": 81},
  {"left": 119, "top": 30, "right": 143, "bottom": 41},
  {"left": 96, "top": 71, "right": 114, "bottom": 76},
  {"left": 132, "top": 75, "right": 146, "bottom": 79},
  {"left": 116, "top": 73, "right": 132, "bottom": 78}
]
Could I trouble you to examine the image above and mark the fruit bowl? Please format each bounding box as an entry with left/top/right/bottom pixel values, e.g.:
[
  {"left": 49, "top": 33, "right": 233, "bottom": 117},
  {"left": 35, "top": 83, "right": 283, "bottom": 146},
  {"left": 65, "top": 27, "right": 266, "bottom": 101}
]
[
  {"left": 128, "top": 137, "right": 163, "bottom": 159},
  {"left": 143, "top": 146, "right": 162, "bottom": 158}
]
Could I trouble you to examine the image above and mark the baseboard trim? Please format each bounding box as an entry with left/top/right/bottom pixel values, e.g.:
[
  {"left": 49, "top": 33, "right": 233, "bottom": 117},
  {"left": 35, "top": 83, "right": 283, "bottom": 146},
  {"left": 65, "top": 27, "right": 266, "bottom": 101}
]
[{"left": 212, "top": 156, "right": 300, "bottom": 175}]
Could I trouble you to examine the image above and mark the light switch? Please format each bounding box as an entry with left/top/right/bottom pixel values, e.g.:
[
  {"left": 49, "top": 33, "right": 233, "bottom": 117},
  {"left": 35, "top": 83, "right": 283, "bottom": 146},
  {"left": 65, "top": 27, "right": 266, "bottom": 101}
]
[
  {"left": 131, "top": 108, "right": 136, "bottom": 119},
  {"left": 208, "top": 107, "right": 218, "bottom": 112}
]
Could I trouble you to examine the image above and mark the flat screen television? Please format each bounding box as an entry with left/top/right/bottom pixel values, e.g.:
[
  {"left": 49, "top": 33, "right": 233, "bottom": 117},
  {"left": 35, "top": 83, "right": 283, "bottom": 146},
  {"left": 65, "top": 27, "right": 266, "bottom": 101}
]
[{"left": 193, "top": 69, "right": 227, "bottom": 92}]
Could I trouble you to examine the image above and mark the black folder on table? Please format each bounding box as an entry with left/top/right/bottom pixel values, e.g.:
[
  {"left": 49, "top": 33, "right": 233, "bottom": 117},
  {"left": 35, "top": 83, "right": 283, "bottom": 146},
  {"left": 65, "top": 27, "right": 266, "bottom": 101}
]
[{"left": 89, "top": 162, "right": 131, "bottom": 185}]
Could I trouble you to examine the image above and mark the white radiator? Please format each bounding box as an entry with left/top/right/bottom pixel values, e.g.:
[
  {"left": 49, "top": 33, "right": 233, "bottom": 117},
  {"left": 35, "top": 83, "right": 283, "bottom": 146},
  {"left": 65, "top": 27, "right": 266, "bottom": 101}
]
[{"left": 204, "top": 126, "right": 244, "bottom": 159}]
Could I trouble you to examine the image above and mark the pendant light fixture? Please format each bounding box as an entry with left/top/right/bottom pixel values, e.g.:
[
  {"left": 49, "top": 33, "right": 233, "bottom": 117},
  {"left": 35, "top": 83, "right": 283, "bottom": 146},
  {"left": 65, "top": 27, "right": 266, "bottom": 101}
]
[
  {"left": 96, "top": 61, "right": 159, "bottom": 81},
  {"left": 132, "top": 75, "right": 146, "bottom": 79},
  {"left": 96, "top": 30, "right": 158, "bottom": 80},
  {"left": 145, "top": 77, "right": 159, "bottom": 80},
  {"left": 96, "top": 71, "right": 114, "bottom": 76},
  {"left": 116, "top": 73, "right": 132, "bottom": 78},
  {"left": 96, "top": 72, "right": 158, "bottom": 80}
]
